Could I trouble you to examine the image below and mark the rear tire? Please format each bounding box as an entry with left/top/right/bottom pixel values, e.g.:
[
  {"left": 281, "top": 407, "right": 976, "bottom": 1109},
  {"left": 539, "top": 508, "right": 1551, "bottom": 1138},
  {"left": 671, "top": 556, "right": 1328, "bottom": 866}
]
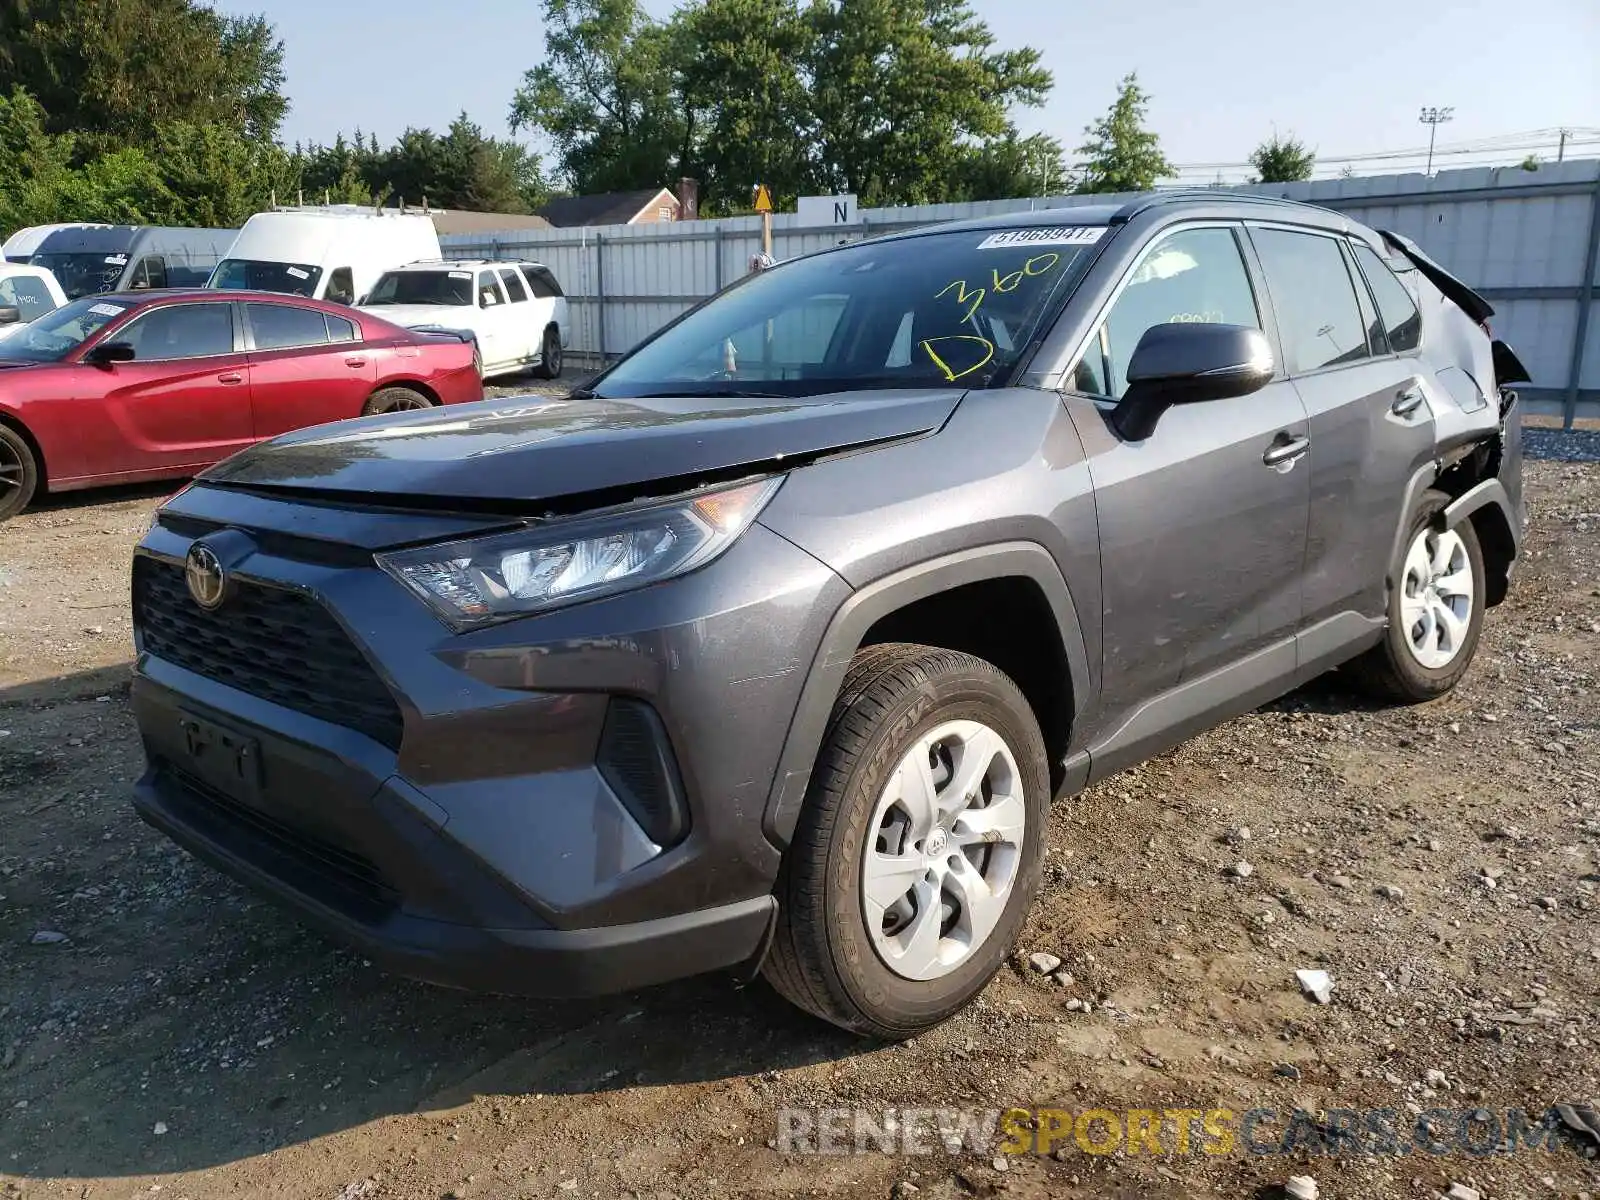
[
  {"left": 361, "top": 387, "right": 435, "bottom": 417},
  {"left": 0, "top": 424, "right": 39, "bottom": 522},
  {"left": 763, "top": 643, "right": 1049, "bottom": 1039},
  {"left": 1349, "top": 489, "right": 1485, "bottom": 702},
  {"left": 534, "top": 325, "right": 562, "bottom": 379}
]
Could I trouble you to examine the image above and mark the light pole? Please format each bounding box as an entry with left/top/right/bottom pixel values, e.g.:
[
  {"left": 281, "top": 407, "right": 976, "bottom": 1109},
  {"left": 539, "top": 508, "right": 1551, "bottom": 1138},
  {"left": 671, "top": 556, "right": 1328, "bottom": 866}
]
[{"left": 1419, "top": 106, "right": 1454, "bottom": 175}]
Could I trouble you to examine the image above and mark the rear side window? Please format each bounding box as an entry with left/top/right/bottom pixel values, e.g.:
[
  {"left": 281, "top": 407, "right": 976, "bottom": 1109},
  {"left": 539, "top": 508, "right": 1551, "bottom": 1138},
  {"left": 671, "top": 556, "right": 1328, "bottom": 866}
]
[
  {"left": 117, "top": 303, "right": 235, "bottom": 359},
  {"left": 248, "top": 303, "right": 331, "bottom": 350},
  {"left": 1251, "top": 228, "right": 1371, "bottom": 373},
  {"left": 498, "top": 268, "right": 529, "bottom": 302},
  {"left": 525, "top": 267, "right": 563, "bottom": 299},
  {"left": 325, "top": 313, "right": 358, "bottom": 343},
  {"left": 1075, "top": 226, "right": 1261, "bottom": 399},
  {"left": 1352, "top": 243, "right": 1422, "bottom": 353},
  {"left": 477, "top": 272, "right": 505, "bottom": 307}
]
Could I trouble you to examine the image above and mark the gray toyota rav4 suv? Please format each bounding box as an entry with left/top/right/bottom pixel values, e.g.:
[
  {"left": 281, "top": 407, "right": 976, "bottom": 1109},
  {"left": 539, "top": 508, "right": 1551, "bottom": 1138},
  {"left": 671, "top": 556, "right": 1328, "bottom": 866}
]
[{"left": 131, "top": 192, "right": 1525, "bottom": 1038}]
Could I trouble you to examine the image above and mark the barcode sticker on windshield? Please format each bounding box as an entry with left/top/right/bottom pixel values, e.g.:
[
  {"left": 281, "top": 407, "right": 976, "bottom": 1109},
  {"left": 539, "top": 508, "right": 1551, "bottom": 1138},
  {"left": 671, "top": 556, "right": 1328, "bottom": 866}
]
[
  {"left": 286, "top": 266, "right": 309, "bottom": 279},
  {"left": 976, "top": 226, "right": 1105, "bottom": 250},
  {"left": 449, "top": 271, "right": 471, "bottom": 279},
  {"left": 104, "top": 254, "right": 128, "bottom": 264},
  {"left": 88, "top": 303, "right": 125, "bottom": 317}
]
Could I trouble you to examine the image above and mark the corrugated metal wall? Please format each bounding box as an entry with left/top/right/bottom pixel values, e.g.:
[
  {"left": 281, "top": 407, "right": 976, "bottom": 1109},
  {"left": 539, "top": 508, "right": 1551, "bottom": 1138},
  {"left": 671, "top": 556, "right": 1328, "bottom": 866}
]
[{"left": 442, "top": 159, "right": 1600, "bottom": 425}]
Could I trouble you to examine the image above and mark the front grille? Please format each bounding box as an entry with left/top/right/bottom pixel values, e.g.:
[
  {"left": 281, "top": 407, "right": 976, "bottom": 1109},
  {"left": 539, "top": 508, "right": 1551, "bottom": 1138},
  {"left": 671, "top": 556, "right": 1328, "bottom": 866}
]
[
  {"left": 164, "top": 764, "right": 398, "bottom": 918},
  {"left": 134, "top": 556, "right": 405, "bottom": 750}
]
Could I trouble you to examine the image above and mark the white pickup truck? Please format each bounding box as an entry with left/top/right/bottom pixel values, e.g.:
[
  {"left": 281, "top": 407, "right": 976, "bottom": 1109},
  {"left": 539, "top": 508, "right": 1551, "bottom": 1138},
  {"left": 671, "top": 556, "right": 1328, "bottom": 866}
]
[
  {"left": 357, "top": 259, "right": 569, "bottom": 381},
  {"left": 0, "top": 264, "right": 68, "bottom": 341}
]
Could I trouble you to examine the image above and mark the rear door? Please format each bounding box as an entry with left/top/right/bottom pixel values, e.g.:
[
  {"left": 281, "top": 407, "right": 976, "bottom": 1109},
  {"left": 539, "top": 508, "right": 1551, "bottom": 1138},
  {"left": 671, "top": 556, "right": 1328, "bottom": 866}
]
[
  {"left": 81, "top": 300, "right": 254, "bottom": 476},
  {"left": 1246, "top": 225, "right": 1436, "bottom": 630},
  {"left": 244, "top": 302, "right": 376, "bottom": 438},
  {"left": 1067, "top": 223, "right": 1310, "bottom": 728}
]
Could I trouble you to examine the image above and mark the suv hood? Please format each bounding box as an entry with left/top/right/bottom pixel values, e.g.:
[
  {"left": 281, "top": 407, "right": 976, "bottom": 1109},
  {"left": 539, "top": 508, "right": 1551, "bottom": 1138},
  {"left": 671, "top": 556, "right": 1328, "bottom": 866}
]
[
  {"left": 358, "top": 303, "right": 474, "bottom": 330},
  {"left": 203, "top": 389, "right": 966, "bottom": 507}
]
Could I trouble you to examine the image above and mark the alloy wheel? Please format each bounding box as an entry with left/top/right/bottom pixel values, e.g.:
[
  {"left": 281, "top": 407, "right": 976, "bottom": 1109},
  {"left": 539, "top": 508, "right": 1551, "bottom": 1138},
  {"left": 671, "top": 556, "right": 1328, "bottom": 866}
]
[
  {"left": 1399, "top": 525, "right": 1476, "bottom": 670},
  {"left": 0, "top": 437, "right": 23, "bottom": 504},
  {"left": 861, "top": 719, "right": 1026, "bottom": 981}
]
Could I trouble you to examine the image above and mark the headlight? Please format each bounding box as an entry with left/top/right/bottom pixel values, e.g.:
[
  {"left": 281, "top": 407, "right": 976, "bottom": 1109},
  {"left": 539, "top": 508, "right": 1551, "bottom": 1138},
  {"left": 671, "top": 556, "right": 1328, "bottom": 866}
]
[{"left": 376, "top": 476, "right": 784, "bottom": 630}]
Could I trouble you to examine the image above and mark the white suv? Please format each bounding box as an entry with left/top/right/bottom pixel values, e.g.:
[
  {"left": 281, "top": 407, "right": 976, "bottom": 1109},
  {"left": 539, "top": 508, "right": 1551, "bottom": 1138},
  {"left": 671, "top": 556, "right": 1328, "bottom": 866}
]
[{"left": 358, "top": 260, "right": 568, "bottom": 381}]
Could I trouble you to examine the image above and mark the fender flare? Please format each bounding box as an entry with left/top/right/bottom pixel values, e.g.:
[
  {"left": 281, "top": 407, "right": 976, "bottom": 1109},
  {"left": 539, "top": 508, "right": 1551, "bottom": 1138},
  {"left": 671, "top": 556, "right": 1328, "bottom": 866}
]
[
  {"left": 760, "top": 541, "right": 1091, "bottom": 848},
  {"left": 1436, "top": 477, "right": 1520, "bottom": 606}
]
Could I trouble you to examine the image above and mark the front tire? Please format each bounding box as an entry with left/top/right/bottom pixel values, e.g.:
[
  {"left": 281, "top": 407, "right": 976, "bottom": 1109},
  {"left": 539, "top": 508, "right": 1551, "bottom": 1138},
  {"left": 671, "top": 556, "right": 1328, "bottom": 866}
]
[
  {"left": 1350, "top": 489, "right": 1486, "bottom": 702},
  {"left": 0, "top": 424, "right": 39, "bottom": 521},
  {"left": 763, "top": 644, "right": 1048, "bottom": 1039}
]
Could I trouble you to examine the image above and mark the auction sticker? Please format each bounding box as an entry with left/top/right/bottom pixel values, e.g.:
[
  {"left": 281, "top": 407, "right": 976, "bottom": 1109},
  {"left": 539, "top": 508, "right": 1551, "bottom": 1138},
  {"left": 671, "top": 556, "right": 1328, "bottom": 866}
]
[
  {"left": 977, "top": 226, "right": 1105, "bottom": 250},
  {"left": 88, "top": 303, "right": 126, "bottom": 317},
  {"left": 286, "top": 266, "right": 309, "bottom": 279}
]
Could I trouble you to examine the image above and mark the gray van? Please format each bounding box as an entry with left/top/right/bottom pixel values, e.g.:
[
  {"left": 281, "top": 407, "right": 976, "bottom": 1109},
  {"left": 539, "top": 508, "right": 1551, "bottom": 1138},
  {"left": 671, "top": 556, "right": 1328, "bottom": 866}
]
[{"left": 30, "top": 225, "right": 236, "bottom": 300}]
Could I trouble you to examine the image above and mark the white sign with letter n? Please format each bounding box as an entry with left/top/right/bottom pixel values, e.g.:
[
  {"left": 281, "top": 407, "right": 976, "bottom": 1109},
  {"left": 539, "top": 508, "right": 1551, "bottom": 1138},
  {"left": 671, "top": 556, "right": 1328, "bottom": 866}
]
[{"left": 798, "top": 194, "right": 858, "bottom": 227}]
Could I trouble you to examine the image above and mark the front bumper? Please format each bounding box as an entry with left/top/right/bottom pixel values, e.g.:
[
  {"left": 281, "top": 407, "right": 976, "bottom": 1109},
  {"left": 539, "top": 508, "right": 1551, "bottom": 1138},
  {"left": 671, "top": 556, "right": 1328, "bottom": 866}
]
[{"left": 130, "top": 485, "right": 846, "bottom": 997}]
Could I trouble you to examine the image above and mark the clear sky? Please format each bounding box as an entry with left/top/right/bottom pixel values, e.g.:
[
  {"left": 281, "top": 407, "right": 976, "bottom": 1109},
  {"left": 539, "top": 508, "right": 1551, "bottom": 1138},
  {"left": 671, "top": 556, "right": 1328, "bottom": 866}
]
[{"left": 220, "top": 0, "right": 1600, "bottom": 182}]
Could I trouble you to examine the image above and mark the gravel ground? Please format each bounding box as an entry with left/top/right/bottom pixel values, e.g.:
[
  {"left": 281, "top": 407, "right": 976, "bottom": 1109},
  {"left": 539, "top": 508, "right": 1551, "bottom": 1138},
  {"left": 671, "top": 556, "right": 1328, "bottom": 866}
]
[{"left": 0, "top": 406, "right": 1596, "bottom": 1200}]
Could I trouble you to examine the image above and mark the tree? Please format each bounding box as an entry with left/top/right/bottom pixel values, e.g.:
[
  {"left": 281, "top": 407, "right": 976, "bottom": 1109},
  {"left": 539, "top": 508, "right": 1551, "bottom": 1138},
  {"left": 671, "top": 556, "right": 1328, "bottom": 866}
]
[
  {"left": 509, "top": 0, "right": 685, "bottom": 195},
  {"left": 1073, "top": 73, "right": 1173, "bottom": 195},
  {"left": 1249, "top": 132, "right": 1315, "bottom": 183},
  {"left": 802, "top": 0, "right": 1053, "bottom": 207},
  {"left": 950, "top": 131, "right": 1068, "bottom": 203},
  {"left": 0, "top": 0, "right": 288, "bottom": 154}
]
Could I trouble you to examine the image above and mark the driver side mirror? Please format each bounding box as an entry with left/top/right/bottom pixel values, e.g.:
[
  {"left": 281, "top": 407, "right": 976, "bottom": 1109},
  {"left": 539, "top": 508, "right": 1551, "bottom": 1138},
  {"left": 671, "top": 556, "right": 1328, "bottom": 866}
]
[
  {"left": 85, "top": 340, "right": 137, "bottom": 366},
  {"left": 1111, "top": 322, "right": 1273, "bottom": 441},
  {"left": 0, "top": 305, "right": 19, "bottom": 326}
]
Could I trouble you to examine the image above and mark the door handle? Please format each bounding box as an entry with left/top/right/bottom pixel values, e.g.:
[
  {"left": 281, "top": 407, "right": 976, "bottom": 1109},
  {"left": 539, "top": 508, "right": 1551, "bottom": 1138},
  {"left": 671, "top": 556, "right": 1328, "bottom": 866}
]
[
  {"left": 344, "top": 356, "right": 367, "bottom": 368},
  {"left": 216, "top": 372, "right": 244, "bottom": 385},
  {"left": 1263, "top": 434, "right": 1310, "bottom": 468},
  {"left": 1391, "top": 388, "right": 1424, "bottom": 417}
]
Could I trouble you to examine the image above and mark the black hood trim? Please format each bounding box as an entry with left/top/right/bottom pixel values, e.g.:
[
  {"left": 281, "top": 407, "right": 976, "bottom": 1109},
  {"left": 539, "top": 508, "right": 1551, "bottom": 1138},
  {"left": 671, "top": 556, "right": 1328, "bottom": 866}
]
[{"left": 199, "top": 429, "right": 923, "bottom": 524}]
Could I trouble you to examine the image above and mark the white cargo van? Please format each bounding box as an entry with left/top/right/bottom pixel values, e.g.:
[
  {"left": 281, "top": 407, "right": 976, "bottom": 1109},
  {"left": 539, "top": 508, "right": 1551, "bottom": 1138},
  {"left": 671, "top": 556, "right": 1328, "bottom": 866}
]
[{"left": 208, "top": 211, "right": 441, "bottom": 305}]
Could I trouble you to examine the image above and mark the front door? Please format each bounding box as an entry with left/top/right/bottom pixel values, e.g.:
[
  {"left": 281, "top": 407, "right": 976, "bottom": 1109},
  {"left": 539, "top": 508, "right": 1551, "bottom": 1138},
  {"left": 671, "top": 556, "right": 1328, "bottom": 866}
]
[
  {"left": 81, "top": 300, "right": 254, "bottom": 478},
  {"left": 1063, "top": 224, "right": 1311, "bottom": 744}
]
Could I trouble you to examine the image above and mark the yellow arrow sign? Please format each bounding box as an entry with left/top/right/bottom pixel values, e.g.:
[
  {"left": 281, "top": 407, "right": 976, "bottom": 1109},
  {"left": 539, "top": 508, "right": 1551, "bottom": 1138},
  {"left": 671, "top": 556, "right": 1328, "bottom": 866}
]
[{"left": 753, "top": 183, "right": 774, "bottom": 214}]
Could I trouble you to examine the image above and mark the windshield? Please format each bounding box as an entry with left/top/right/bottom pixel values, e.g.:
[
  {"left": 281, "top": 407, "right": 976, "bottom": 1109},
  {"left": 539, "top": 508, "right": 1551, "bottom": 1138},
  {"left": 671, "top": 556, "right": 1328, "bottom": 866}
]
[
  {"left": 0, "top": 296, "right": 132, "bottom": 362},
  {"left": 30, "top": 251, "right": 129, "bottom": 299},
  {"left": 365, "top": 270, "right": 472, "bottom": 306},
  {"left": 210, "top": 258, "right": 323, "bottom": 297},
  {"left": 594, "top": 226, "right": 1104, "bottom": 398}
]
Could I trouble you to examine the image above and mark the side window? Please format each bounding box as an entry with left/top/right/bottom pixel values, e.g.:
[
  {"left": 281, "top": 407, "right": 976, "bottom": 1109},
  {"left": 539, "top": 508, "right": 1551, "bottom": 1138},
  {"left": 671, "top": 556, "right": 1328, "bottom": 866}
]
[
  {"left": 477, "top": 272, "right": 505, "bottom": 307},
  {"left": 1251, "top": 228, "right": 1372, "bottom": 373},
  {"left": 325, "top": 268, "right": 355, "bottom": 306},
  {"left": 498, "top": 268, "right": 529, "bottom": 303},
  {"left": 248, "top": 303, "right": 332, "bottom": 351},
  {"left": 0, "top": 276, "right": 57, "bottom": 320},
  {"left": 117, "top": 304, "right": 235, "bottom": 359},
  {"left": 525, "top": 267, "right": 563, "bottom": 299},
  {"left": 325, "top": 313, "right": 358, "bottom": 343},
  {"left": 1074, "top": 226, "right": 1261, "bottom": 399},
  {"left": 130, "top": 256, "right": 167, "bottom": 290},
  {"left": 1352, "top": 243, "right": 1422, "bottom": 354}
]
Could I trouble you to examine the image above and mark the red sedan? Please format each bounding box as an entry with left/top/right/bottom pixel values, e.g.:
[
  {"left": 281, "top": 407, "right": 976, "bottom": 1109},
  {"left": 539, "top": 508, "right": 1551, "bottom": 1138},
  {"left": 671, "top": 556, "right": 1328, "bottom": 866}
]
[{"left": 0, "top": 289, "right": 484, "bottom": 520}]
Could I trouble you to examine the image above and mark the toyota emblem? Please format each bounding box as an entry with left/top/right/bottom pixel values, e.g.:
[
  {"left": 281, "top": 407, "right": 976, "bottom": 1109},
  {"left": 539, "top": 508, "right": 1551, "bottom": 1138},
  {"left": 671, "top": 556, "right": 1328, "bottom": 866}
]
[{"left": 184, "top": 543, "right": 228, "bottom": 610}]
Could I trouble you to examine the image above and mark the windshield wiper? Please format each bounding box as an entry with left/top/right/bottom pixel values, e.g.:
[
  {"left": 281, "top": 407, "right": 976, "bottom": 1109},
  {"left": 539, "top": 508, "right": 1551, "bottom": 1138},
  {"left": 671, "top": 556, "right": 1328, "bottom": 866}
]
[{"left": 632, "top": 387, "right": 791, "bottom": 399}]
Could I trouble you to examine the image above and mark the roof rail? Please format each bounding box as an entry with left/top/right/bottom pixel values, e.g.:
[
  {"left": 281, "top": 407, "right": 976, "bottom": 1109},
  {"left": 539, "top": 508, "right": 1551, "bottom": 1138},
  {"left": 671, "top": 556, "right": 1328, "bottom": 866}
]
[{"left": 1110, "top": 189, "right": 1318, "bottom": 223}]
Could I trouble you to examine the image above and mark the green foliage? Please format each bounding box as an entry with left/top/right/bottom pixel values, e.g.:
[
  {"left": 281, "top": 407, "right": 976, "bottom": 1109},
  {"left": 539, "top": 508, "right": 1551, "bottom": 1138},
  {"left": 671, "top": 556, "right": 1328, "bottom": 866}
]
[
  {"left": 1073, "top": 73, "right": 1173, "bottom": 195},
  {"left": 510, "top": 0, "right": 1056, "bottom": 209},
  {"left": 0, "top": 0, "right": 288, "bottom": 153},
  {"left": 1249, "top": 132, "right": 1315, "bottom": 183}
]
